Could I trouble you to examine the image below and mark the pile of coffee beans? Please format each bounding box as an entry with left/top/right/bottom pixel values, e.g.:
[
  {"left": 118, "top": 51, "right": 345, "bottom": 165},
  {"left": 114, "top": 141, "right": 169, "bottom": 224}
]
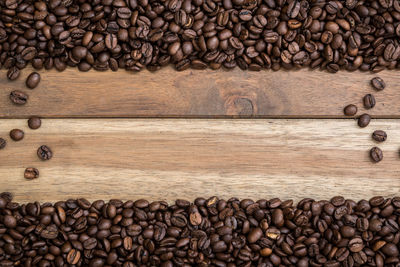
[
  {"left": 0, "top": 192, "right": 399, "bottom": 266},
  {"left": 343, "top": 76, "right": 387, "bottom": 163},
  {"left": 1, "top": 0, "right": 400, "bottom": 73}
]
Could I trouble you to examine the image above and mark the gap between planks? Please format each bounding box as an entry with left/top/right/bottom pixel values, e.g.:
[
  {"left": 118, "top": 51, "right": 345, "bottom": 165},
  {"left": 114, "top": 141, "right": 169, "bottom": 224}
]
[
  {"left": 0, "top": 118, "right": 399, "bottom": 203},
  {"left": 1, "top": 67, "right": 400, "bottom": 118}
]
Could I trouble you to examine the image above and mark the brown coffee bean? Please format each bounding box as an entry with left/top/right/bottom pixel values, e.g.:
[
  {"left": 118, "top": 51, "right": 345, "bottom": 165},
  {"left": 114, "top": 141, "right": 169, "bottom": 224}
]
[
  {"left": 9, "top": 129, "right": 24, "bottom": 141},
  {"left": 349, "top": 237, "right": 364, "bottom": 252},
  {"left": 28, "top": 117, "right": 41, "bottom": 130},
  {"left": 0, "top": 138, "right": 6, "bottom": 150},
  {"left": 67, "top": 249, "right": 81, "bottom": 264},
  {"left": 37, "top": 145, "right": 53, "bottom": 160},
  {"left": 25, "top": 72, "right": 41, "bottom": 89},
  {"left": 10, "top": 91, "right": 28, "bottom": 105},
  {"left": 371, "top": 77, "right": 385, "bottom": 91},
  {"left": 370, "top": 147, "right": 383, "bottom": 162},
  {"left": 24, "top": 168, "right": 39, "bottom": 179},
  {"left": 363, "top": 94, "right": 376, "bottom": 109},
  {"left": 358, "top": 114, "right": 371, "bottom": 128},
  {"left": 344, "top": 104, "right": 357, "bottom": 116},
  {"left": 7, "top": 66, "right": 20, "bottom": 80},
  {"left": 372, "top": 130, "right": 387, "bottom": 142}
]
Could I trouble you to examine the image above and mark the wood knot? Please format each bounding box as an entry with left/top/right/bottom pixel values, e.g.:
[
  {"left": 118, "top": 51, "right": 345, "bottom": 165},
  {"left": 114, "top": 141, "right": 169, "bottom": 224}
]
[{"left": 225, "top": 96, "right": 255, "bottom": 116}]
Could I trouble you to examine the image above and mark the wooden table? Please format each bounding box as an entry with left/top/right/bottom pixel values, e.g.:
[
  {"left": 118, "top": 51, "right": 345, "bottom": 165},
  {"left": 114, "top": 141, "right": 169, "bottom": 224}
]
[{"left": 1, "top": 67, "right": 399, "bottom": 202}]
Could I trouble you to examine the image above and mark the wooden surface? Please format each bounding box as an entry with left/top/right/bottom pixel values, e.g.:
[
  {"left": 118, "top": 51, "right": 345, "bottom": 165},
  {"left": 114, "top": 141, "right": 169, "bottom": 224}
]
[
  {"left": 0, "top": 119, "right": 399, "bottom": 202},
  {"left": 1, "top": 67, "right": 400, "bottom": 118}
]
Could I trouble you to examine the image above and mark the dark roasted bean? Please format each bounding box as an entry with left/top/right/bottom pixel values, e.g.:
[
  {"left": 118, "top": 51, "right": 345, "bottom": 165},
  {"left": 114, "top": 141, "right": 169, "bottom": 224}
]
[{"left": 372, "top": 130, "right": 387, "bottom": 142}]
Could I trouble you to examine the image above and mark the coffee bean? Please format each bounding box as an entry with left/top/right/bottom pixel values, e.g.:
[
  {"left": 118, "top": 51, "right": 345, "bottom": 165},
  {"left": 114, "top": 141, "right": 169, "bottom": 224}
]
[
  {"left": 67, "top": 249, "right": 81, "bottom": 264},
  {"left": 370, "top": 147, "right": 383, "bottom": 162},
  {"left": 344, "top": 104, "right": 358, "bottom": 116},
  {"left": 37, "top": 145, "right": 53, "bottom": 160},
  {"left": 28, "top": 117, "right": 41, "bottom": 130},
  {"left": 358, "top": 114, "right": 371, "bottom": 128},
  {"left": 349, "top": 237, "right": 364, "bottom": 252},
  {"left": 363, "top": 94, "right": 376, "bottom": 109},
  {"left": 371, "top": 77, "right": 386, "bottom": 91},
  {"left": 7, "top": 66, "right": 20, "bottom": 80},
  {"left": 372, "top": 130, "right": 387, "bottom": 142},
  {"left": 9, "top": 129, "right": 24, "bottom": 141},
  {"left": 25, "top": 72, "right": 41, "bottom": 89},
  {"left": 24, "top": 168, "right": 39, "bottom": 179},
  {"left": 10, "top": 91, "right": 28, "bottom": 105},
  {"left": 0, "top": 138, "right": 6, "bottom": 150}
]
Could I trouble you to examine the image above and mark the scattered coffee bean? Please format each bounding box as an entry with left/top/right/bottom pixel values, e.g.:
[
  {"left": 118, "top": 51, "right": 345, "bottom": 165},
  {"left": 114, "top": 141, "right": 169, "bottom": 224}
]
[
  {"left": 0, "top": 138, "right": 6, "bottom": 150},
  {"left": 9, "top": 129, "right": 24, "bottom": 141},
  {"left": 6, "top": 66, "right": 20, "bottom": 80},
  {"left": 363, "top": 94, "right": 376, "bottom": 109},
  {"left": 371, "top": 77, "right": 386, "bottom": 91},
  {"left": 370, "top": 147, "right": 383, "bottom": 162},
  {"left": 25, "top": 72, "right": 41, "bottom": 89},
  {"left": 24, "top": 168, "right": 39, "bottom": 179},
  {"left": 372, "top": 130, "right": 387, "bottom": 142},
  {"left": 0, "top": 194, "right": 398, "bottom": 266},
  {"left": 9, "top": 90, "right": 28, "bottom": 105},
  {"left": 37, "top": 145, "right": 52, "bottom": 160},
  {"left": 358, "top": 114, "right": 371, "bottom": 128},
  {"left": 28, "top": 117, "right": 41, "bottom": 130},
  {"left": 344, "top": 104, "right": 358, "bottom": 116}
]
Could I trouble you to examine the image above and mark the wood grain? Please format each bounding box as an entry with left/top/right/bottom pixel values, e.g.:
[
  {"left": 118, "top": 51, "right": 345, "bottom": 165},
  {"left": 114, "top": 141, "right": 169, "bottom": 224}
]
[
  {"left": 0, "top": 119, "right": 399, "bottom": 203},
  {"left": 1, "top": 67, "right": 400, "bottom": 118}
]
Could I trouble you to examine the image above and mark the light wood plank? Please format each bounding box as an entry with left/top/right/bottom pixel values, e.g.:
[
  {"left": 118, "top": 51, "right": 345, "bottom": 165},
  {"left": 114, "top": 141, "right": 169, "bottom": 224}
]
[
  {"left": 1, "top": 68, "right": 400, "bottom": 118},
  {"left": 0, "top": 119, "right": 399, "bottom": 202}
]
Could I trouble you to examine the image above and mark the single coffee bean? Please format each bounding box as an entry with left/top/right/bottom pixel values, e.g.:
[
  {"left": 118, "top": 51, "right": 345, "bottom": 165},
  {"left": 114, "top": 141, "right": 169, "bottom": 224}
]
[
  {"left": 344, "top": 104, "right": 358, "bottom": 116},
  {"left": 371, "top": 77, "right": 385, "bottom": 91},
  {"left": 37, "top": 145, "right": 53, "bottom": 160},
  {"left": 67, "top": 249, "right": 81, "bottom": 264},
  {"left": 372, "top": 130, "right": 387, "bottom": 142},
  {"left": 0, "top": 138, "right": 6, "bottom": 150},
  {"left": 25, "top": 72, "right": 41, "bottom": 89},
  {"left": 370, "top": 147, "right": 383, "bottom": 162},
  {"left": 7, "top": 66, "right": 20, "bottom": 80},
  {"left": 28, "top": 117, "right": 41, "bottom": 130},
  {"left": 349, "top": 237, "right": 364, "bottom": 252},
  {"left": 358, "top": 114, "right": 371, "bottom": 128},
  {"left": 363, "top": 94, "right": 376, "bottom": 109},
  {"left": 9, "top": 129, "right": 24, "bottom": 141},
  {"left": 10, "top": 91, "right": 28, "bottom": 105},
  {"left": 24, "top": 168, "right": 39, "bottom": 179}
]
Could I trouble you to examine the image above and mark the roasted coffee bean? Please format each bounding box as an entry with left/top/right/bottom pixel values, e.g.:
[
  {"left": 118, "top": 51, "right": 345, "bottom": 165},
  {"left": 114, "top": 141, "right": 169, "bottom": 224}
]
[
  {"left": 371, "top": 77, "right": 386, "bottom": 91},
  {"left": 7, "top": 66, "right": 20, "bottom": 80},
  {"left": 25, "top": 72, "right": 41, "bottom": 89},
  {"left": 372, "top": 130, "right": 387, "bottom": 142},
  {"left": 24, "top": 168, "right": 39, "bottom": 179},
  {"left": 9, "top": 129, "right": 24, "bottom": 141},
  {"left": 363, "top": 94, "right": 376, "bottom": 109},
  {"left": 344, "top": 104, "right": 358, "bottom": 116},
  {"left": 0, "top": 138, "right": 6, "bottom": 150},
  {"left": 10, "top": 91, "right": 28, "bottom": 105},
  {"left": 370, "top": 147, "right": 383, "bottom": 162},
  {"left": 28, "top": 117, "right": 41, "bottom": 130},
  {"left": 37, "top": 145, "right": 53, "bottom": 160},
  {"left": 358, "top": 114, "right": 371, "bottom": 128}
]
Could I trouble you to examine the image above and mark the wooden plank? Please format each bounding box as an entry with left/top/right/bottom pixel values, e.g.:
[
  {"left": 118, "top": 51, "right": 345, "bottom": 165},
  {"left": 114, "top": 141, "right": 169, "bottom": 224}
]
[
  {"left": 1, "top": 67, "right": 400, "bottom": 118},
  {"left": 0, "top": 119, "right": 398, "bottom": 202}
]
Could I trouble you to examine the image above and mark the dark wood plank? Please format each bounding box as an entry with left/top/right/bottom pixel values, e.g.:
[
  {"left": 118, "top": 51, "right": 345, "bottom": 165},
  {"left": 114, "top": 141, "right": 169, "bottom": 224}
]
[{"left": 1, "top": 67, "right": 399, "bottom": 118}]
